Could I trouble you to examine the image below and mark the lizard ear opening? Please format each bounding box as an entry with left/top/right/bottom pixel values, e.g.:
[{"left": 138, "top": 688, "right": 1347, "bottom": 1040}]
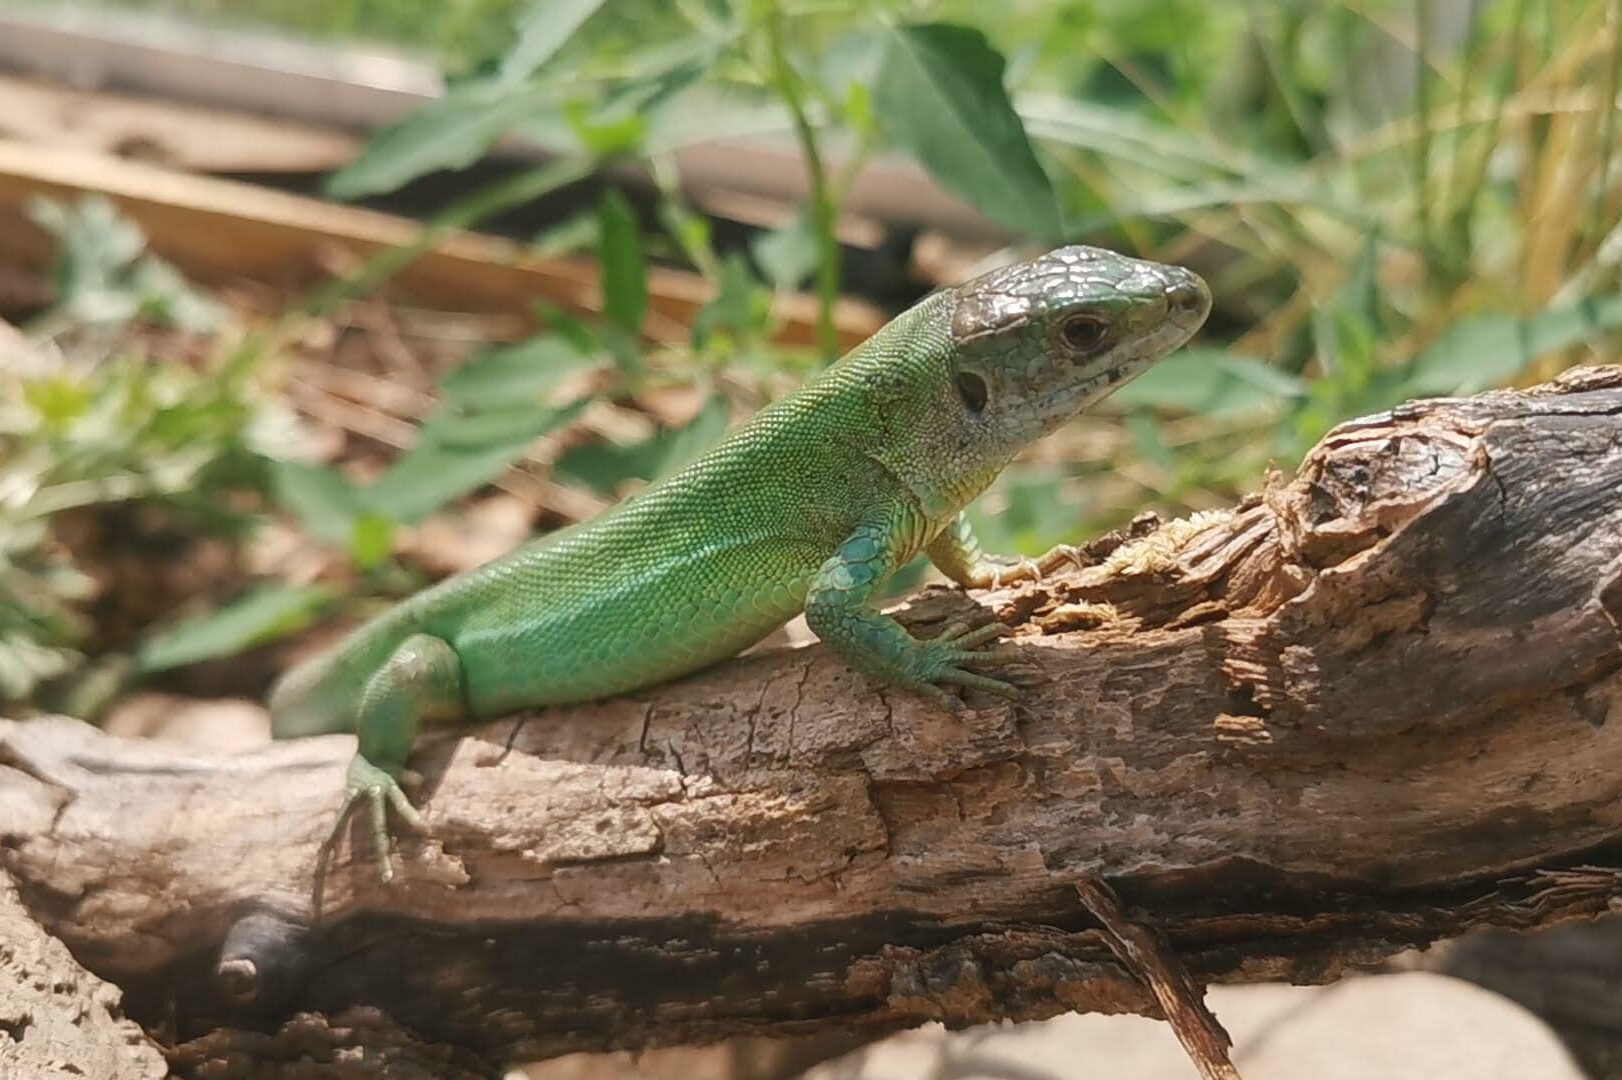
[{"left": 954, "top": 371, "right": 988, "bottom": 414}]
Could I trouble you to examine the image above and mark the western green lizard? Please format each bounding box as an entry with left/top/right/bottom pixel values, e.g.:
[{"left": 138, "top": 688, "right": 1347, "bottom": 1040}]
[{"left": 269, "top": 245, "right": 1211, "bottom": 881}]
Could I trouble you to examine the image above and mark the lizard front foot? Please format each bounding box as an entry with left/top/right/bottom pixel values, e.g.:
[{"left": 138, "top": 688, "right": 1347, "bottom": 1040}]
[
  {"left": 808, "top": 526, "right": 1030, "bottom": 712},
  {"left": 908, "top": 619, "right": 1025, "bottom": 708}
]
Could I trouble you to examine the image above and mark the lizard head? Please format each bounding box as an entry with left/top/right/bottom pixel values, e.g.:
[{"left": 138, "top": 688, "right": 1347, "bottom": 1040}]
[{"left": 947, "top": 245, "right": 1210, "bottom": 449}]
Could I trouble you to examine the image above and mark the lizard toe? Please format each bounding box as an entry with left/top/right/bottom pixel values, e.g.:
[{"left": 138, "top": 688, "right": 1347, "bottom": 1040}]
[{"left": 936, "top": 667, "right": 1021, "bottom": 698}]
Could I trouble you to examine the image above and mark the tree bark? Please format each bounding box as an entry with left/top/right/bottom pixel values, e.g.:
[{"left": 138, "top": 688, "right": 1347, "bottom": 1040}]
[
  {"left": 0, "top": 870, "right": 168, "bottom": 1078},
  {"left": 3, "top": 367, "right": 1622, "bottom": 1075}
]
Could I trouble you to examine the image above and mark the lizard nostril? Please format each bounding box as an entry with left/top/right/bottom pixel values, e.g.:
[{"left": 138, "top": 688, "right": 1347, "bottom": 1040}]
[{"left": 1168, "top": 277, "right": 1210, "bottom": 321}]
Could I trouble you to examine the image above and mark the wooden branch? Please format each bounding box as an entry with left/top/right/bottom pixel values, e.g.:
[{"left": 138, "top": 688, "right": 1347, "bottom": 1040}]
[
  {"left": 0, "top": 870, "right": 167, "bottom": 1077},
  {"left": 4, "top": 367, "right": 1622, "bottom": 1073}
]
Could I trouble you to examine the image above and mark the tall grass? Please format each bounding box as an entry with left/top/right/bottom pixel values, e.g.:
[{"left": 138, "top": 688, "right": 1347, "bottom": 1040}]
[{"left": 992, "top": 0, "right": 1622, "bottom": 539}]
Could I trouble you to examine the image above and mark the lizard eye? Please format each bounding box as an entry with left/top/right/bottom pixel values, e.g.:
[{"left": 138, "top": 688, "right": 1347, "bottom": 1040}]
[
  {"left": 1060, "top": 314, "right": 1109, "bottom": 353},
  {"left": 954, "top": 371, "right": 988, "bottom": 414}
]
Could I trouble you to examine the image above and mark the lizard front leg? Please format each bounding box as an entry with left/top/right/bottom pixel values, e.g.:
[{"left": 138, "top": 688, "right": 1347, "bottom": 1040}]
[
  {"left": 927, "top": 512, "right": 1084, "bottom": 590},
  {"left": 805, "top": 520, "right": 1020, "bottom": 709},
  {"left": 334, "top": 633, "right": 463, "bottom": 883}
]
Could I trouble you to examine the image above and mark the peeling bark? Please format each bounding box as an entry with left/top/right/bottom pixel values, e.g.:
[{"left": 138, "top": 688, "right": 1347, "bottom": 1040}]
[{"left": 3, "top": 367, "right": 1622, "bottom": 1074}]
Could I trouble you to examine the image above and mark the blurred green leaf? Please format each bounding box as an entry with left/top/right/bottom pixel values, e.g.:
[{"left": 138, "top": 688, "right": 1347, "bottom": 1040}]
[
  {"left": 693, "top": 252, "right": 770, "bottom": 350},
  {"left": 874, "top": 24, "right": 1061, "bottom": 238},
  {"left": 349, "top": 512, "right": 396, "bottom": 571},
  {"left": 751, "top": 208, "right": 818, "bottom": 291},
  {"left": 532, "top": 209, "right": 600, "bottom": 257},
  {"left": 30, "top": 194, "right": 143, "bottom": 296},
  {"left": 1124, "top": 411, "right": 1175, "bottom": 471},
  {"left": 498, "top": 0, "right": 607, "bottom": 86},
  {"left": 439, "top": 334, "right": 591, "bottom": 410},
  {"left": 271, "top": 460, "right": 360, "bottom": 547},
  {"left": 28, "top": 195, "right": 222, "bottom": 332},
  {"left": 1018, "top": 93, "right": 1255, "bottom": 177},
  {"left": 1312, "top": 233, "right": 1380, "bottom": 380},
  {"left": 568, "top": 39, "right": 716, "bottom": 157},
  {"left": 1111, "top": 348, "right": 1304, "bottom": 415},
  {"left": 2, "top": 330, "right": 283, "bottom": 696},
  {"left": 1339, "top": 233, "right": 1380, "bottom": 330},
  {"left": 818, "top": 29, "right": 883, "bottom": 136},
  {"left": 21, "top": 377, "right": 92, "bottom": 431},
  {"left": 554, "top": 438, "right": 662, "bottom": 495},
  {"left": 270, "top": 463, "right": 394, "bottom": 569},
  {"left": 642, "top": 89, "right": 791, "bottom": 154},
  {"left": 534, "top": 303, "right": 601, "bottom": 355},
  {"left": 843, "top": 81, "right": 876, "bottom": 139},
  {"left": 366, "top": 396, "right": 591, "bottom": 523},
  {"left": 657, "top": 199, "right": 717, "bottom": 275},
  {"left": 564, "top": 101, "right": 647, "bottom": 156},
  {"left": 0, "top": 634, "right": 82, "bottom": 702},
  {"left": 274, "top": 338, "right": 596, "bottom": 533},
  {"left": 137, "top": 584, "right": 332, "bottom": 674},
  {"left": 1064, "top": 175, "right": 1337, "bottom": 236},
  {"left": 821, "top": 27, "right": 886, "bottom": 97},
  {"left": 557, "top": 392, "right": 730, "bottom": 493},
  {"left": 1404, "top": 296, "right": 1622, "bottom": 397},
  {"left": 597, "top": 190, "right": 647, "bottom": 336},
  {"left": 964, "top": 464, "right": 1082, "bottom": 558},
  {"left": 327, "top": 81, "right": 553, "bottom": 200}
]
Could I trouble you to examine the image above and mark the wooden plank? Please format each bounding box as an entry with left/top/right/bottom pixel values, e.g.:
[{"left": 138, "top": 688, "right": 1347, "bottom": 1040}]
[
  {"left": 0, "top": 7, "right": 437, "bottom": 133},
  {"left": 0, "top": 74, "right": 362, "bottom": 173},
  {"left": 0, "top": 139, "right": 884, "bottom": 348},
  {"left": 0, "top": 7, "right": 1007, "bottom": 240}
]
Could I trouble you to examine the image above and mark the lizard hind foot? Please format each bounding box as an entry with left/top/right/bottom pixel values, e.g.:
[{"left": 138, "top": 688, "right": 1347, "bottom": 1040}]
[{"left": 322, "top": 755, "right": 425, "bottom": 887}]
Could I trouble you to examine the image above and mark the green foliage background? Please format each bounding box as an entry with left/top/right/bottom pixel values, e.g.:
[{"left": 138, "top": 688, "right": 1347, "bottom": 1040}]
[{"left": 5, "top": 0, "right": 1621, "bottom": 709}]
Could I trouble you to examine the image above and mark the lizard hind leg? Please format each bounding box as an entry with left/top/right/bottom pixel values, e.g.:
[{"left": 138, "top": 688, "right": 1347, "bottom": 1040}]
[{"left": 324, "top": 632, "right": 464, "bottom": 887}]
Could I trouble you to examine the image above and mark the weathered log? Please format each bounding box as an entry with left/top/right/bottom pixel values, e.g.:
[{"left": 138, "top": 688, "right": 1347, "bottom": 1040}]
[
  {"left": 3, "top": 367, "right": 1622, "bottom": 1075},
  {"left": 0, "top": 872, "right": 168, "bottom": 1078}
]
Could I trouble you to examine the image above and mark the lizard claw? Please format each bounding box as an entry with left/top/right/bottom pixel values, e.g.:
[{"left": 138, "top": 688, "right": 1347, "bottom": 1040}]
[
  {"left": 325, "top": 756, "right": 424, "bottom": 887},
  {"left": 980, "top": 556, "right": 1043, "bottom": 590},
  {"left": 1036, "top": 543, "right": 1086, "bottom": 575}
]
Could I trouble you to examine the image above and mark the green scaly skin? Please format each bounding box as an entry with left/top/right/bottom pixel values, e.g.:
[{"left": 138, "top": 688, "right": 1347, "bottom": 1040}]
[{"left": 268, "top": 245, "right": 1211, "bottom": 881}]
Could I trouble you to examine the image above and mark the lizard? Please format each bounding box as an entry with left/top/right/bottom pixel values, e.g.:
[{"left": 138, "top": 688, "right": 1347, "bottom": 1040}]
[{"left": 268, "top": 244, "right": 1211, "bottom": 882}]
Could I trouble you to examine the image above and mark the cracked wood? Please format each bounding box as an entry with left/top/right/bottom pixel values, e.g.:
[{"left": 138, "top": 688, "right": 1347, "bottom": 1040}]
[{"left": 2, "top": 367, "right": 1622, "bottom": 1071}]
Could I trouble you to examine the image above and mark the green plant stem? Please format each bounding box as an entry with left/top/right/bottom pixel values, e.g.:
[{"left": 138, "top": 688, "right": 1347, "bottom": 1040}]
[
  {"left": 831, "top": 130, "right": 875, "bottom": 211},
  {"left": 1246, "top": 2, "right": 1321, "bottom": 156},
  {"left": 648, "top": 155, "right": 721, "bottom": 280},
  {"left": 1449, "top": 0, "right": 1527, "bottom": 266},
  {"left": 765, "top": 9, "right": 839, "bottom": 361},
  {"left": 1591, "top": 0, "right": 1622, "bottom": 237},
  {"left": 1439, "top": 0, "right": 1485, "bottom": 276},
  {"left": 1412, "top": 0, "right": 1434, "bottom": 289}
]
